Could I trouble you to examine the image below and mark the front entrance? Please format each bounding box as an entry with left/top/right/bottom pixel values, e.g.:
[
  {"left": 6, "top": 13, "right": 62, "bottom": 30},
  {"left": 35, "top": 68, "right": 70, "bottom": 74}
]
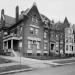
[
  {"left": 3, "top": 39, "right": 20, "bottom": 55},
  {"left": 50, "top": 43, "right": 55, "bottom": 51},
  {"left": 50, "top": 43, "right": 56, "bottom": 54}
]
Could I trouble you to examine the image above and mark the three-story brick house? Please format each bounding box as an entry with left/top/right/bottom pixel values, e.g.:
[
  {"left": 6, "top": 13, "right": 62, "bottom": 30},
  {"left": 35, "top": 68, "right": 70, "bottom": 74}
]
[{"left": 0, "top": 2, "right": 74, "bottom": 57}]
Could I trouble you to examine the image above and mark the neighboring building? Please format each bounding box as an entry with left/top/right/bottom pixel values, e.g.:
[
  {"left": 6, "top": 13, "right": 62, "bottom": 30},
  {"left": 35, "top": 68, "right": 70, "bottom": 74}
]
[
  {"left": 0, "top": 2, "right": 75, "bottom": 56},
  {"left": 65, "top": 27, "right": 74, "bottom": 54},
  {"left": 72, "top": 24, "right": 75, "bottom": 54}
]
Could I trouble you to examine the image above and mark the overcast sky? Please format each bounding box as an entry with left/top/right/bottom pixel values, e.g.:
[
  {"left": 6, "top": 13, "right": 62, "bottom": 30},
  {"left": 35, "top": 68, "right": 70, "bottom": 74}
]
[{"left": 0, "top": 0, "right": 75, "bottom": 24}]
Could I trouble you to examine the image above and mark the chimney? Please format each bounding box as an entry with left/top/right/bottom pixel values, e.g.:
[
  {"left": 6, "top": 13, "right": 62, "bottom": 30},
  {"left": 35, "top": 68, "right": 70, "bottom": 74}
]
[
  {"left": 1, "top": 9, "right": 5, "bottom": 27},
  {"left": 16, "top": 6, "right": 19, "bottom": 23}
]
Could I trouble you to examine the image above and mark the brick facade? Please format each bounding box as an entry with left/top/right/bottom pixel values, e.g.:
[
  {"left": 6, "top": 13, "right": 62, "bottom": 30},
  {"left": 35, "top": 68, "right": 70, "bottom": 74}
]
[{"left": 0, "top": 3, "right": 75, "bottom": 56}]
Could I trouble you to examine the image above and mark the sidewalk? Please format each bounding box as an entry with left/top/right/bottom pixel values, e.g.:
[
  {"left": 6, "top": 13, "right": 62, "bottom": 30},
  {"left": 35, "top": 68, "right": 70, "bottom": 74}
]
[
  {"left": 1, "top": 56, "right": 75, "bottom": 67},
  {"left": 0, "top": 56, "right": 75, "bottom": 75},
  {"left": 0, "top": 56, "right": 49, "bottom": 68}
]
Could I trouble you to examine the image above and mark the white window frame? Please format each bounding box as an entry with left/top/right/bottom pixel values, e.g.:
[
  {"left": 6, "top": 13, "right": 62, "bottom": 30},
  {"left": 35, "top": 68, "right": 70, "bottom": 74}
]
[
  {"left": 44, "top": 32, "right": 47, "bottom": 38},
  {"left": 28, "top": 40, "right": 32, "bottom": 49},
  {"left": 44, "top": 43, "right": 47, "bottom": 50},
  {"left": 66, "top": 45, "right": 68, "bottom": 51},
  {"left": 36, "top": 41, "right": 40, "bottom": 49},
  {"left": 30, "top": 27, "right": 34, "bottom": 35},
  {"left": 35, "top": 28, "right": 38, "bottom": 35}
]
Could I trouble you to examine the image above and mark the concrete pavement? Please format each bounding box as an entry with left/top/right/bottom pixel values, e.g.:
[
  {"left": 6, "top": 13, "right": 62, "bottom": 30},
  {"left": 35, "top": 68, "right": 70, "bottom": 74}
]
[
  {"left": 1, "top": 56, "right": 75, "bottom": 68},
  {"left": 0, "top": 56, "right": 49, "bottom": 68},
  {"left": 0, "top": 56, "right": 75, "bottom": 75}
]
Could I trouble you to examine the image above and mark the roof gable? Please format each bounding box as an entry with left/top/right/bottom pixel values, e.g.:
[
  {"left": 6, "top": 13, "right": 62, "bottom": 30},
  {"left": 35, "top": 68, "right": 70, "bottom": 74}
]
[
  {"left": 20, "top": 2, "right": 42, "bottom": 22},
  {"left": 63, "top": 17, "right": 70, "bottom": 27}
]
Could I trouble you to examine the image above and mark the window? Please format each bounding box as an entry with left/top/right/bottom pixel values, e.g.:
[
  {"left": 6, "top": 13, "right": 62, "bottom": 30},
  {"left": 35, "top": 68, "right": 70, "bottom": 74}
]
[
  {"left": 60, "top": 35, "right": 62, "bottom": 39},
  {"left": 44, "top": 43, "right": 47, "bottom": 50},
  {"left": 44, "top": 32, "right": 47, "bottom": 38},
  {"left": 28, "top": 40, "right": 32, "bottom": 49},
  {"left": 4, "top": 31, "right": 7, "bottom": 35},
  {"left": 4, "top": 41, "right": 7, "bottom": 50},
  {"left": 66, "top": 37, "right": 69, "bottom": 43},
  {"left": 32, "top": 15, "right": 38, "bottom": 23},
  {"left": 70, "top": 45, "right": 72, "bottom": 51},
  {"left": 36, "top": 41, "right": 40, "bottom": 49},
  {"left": 66, "top": 45, "right": 68, "bottom": 51},
  {"left": 14, "top": 28, "right": 17, "bottom": 34},
  {"left": 37, "top": 53, "right": 40, "bottom": 56},
  {"left": 30, "top": 27, "right": 34, "bottom": 34},
  {"left": 35, "top": 28, "right": 38, "bottom": 35},
  {"left": 56, "top": 34, "right": 58, "bottom": 38},
  {"left": 70, "top": 37, "right": 73, "bottom": 43},
  {"left": 51, "top": 33, "right": 53, "bottom": 37},
  {"left": 72, "top": 46, "right": 73, "bottom": 51},
  {"left": 8, "top": 31, "right": 10, "bottom": 35},
  {"left": 56, "top": 34, "right": 59, "bottom": 40},
  {"left": 66, "top": 39, "right": 68, "bottom": 43},
  {"left": 20, "top": 27, "right": 22, "bottom": 34}
]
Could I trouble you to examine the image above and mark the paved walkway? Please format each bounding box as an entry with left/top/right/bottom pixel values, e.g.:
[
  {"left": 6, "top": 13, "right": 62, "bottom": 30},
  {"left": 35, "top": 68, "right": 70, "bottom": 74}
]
[
  {"left": 0, "top": 56, "right": 49, "bottom": 68},
  {"left": 0, "top": 56, "right": 75, "bottom": 68}
]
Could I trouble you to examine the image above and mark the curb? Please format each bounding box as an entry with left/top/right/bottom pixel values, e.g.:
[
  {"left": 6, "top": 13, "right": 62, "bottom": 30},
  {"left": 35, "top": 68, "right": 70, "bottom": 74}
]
[
  {"left": 44, "top": 62, "right": 75, "bottom": 67},
  {"left": 0, "top": 68, "right": 35, "bottom": 75},
  {"left": 52, "top": 62, "right": 75, "bottom": 66}
]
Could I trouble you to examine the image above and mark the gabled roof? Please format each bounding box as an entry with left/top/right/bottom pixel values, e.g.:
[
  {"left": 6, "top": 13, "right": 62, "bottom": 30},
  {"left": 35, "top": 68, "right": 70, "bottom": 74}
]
[
  {"left": 63, "top": 17, "right": 70, "bottom": 27},
  {"left": 40, "top": 14, "right": 50, "bottom": 22},
  {"left": 19, "top": 2, "right": 46, "bottom": 22},
  {"left": 4, "top": 15, "right": 15, "bottom": 27},
  {"left": 0, "top": 15, "right": 15, "bottom": 28},
  {"left": 55, "top": 21, "right": 63, "bottom": 30},
  {"left": 64, "top": 17, "right": 69, "bottom": 24}
]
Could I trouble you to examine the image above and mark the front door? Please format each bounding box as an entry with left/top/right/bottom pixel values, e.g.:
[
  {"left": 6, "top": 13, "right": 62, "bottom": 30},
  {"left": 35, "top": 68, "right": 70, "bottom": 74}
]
[{"left": 50, "top": 43, "right": 56, "bottom": 52}]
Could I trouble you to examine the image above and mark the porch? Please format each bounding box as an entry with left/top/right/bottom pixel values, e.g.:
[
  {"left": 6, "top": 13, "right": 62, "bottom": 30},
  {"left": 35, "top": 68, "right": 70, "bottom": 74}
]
[{"left": 3, "top": 35, "right": 22, "bottom": 56}]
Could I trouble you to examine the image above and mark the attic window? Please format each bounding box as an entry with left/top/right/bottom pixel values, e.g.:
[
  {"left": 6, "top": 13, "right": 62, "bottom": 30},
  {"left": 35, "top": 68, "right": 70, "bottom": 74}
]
[{"left": 32, "top": 15, "right": 38, "bottom": 23}]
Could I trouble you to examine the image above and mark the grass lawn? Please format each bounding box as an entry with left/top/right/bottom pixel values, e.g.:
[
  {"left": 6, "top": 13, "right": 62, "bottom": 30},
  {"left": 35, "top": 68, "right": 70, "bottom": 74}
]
[
  {"left": 0, "top": 65, "right": 30, "bottom": 72},
  {"left": 0, "top": 57, "right": 13, "bottom": 64}
]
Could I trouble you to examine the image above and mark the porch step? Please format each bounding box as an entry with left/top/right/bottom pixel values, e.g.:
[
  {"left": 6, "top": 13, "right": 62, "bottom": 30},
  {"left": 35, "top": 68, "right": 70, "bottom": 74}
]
[
  {"left": 12, "top": 50, "right": 22, "bottom": 57},
  {"left": 12, "top": 50, "right": 17, "bottom": 57}
]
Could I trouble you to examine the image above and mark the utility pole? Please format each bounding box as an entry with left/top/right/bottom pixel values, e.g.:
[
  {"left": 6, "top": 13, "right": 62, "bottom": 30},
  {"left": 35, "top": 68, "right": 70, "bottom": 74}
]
[{"left": 48, "top": 21, "right": 51, "bottom": 56}]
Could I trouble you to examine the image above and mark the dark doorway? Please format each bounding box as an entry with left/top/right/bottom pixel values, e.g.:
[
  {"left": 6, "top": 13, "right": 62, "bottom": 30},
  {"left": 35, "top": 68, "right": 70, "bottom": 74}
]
[
  {"left": 51, "top": 43, "right": 55, "bottom": 50},
  {"left": 8, "top": 40, "right": 11, "bottom": 49},
  {"left": 13, "top": 40, "right": 19, "bottom": 51}
]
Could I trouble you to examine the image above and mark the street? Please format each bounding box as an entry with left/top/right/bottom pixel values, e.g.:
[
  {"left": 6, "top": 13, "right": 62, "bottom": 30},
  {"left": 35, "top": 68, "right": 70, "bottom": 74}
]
[{"left": 7, "top": 63, "right": 75, "bottom": 75}]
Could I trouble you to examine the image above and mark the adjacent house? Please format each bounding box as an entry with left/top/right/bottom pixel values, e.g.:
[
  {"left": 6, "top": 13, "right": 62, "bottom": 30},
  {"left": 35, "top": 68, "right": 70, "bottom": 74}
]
[{"left": 65, "top": 27, "right": 74, "bottom": 54}]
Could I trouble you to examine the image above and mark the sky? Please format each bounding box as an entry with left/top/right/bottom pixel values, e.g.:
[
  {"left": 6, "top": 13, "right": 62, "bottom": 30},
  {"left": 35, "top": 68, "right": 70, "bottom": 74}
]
[{"left": 0, "top": 0, "right": 75, "bottom": 24}]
